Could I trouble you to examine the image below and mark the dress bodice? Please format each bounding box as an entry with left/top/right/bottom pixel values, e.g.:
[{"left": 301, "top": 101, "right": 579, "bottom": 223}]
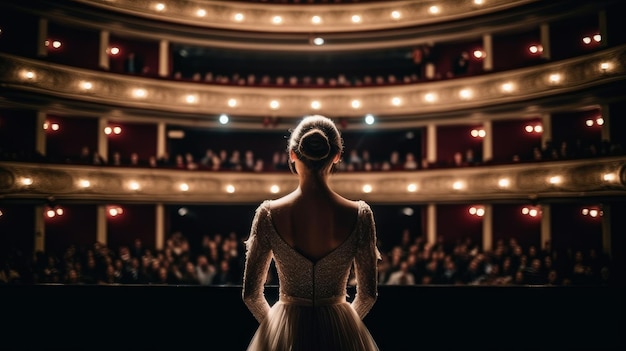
[{"left": 242, "top": 200, "right": 380, "bottom": 323}]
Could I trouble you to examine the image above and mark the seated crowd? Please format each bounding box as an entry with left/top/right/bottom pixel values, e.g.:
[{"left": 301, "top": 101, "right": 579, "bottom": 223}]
[
  {"left": 1, "top": 137, "right": 622, "bottom": 173},
  {"left": 0, "top": 227, "right": 614, "bottom": 287}
]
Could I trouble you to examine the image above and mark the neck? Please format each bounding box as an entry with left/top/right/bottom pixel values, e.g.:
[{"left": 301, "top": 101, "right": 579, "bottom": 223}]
[{"left": 297, "top": 171, "right": 332, "bottom": 195}]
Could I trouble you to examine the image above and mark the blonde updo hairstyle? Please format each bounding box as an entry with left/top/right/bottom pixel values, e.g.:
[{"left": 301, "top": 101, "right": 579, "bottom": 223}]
[{"left": 287, "top": 115, "right": 344, "bottom": 174}]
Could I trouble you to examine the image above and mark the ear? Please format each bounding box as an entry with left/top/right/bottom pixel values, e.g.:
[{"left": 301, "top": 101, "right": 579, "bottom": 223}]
[
  {"left": 289, "top": 149, "right": 297, "bottom": 162},
  {"left": 332, "top": 153, "right": 340, "bottom": 164}
]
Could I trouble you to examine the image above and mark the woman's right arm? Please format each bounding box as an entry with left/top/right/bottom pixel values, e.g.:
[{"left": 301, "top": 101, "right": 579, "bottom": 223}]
[{"left": 242, "top": 203, "right": 273, "bottom": 323}]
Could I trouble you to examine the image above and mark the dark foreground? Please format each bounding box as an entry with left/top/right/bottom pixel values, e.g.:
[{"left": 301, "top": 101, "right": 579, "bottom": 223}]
[{"left": 1, "top": 284, "right": 623, "bottom": 350}]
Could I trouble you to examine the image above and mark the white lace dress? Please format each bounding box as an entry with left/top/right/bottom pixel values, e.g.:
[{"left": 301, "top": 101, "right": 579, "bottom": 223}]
[{"left": 242, "top": 200, "right": 381, "bottom": 351}]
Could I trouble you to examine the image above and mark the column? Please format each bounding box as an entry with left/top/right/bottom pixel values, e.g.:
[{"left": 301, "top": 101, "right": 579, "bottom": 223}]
[
  {"left": 600, "top": 103, "right": 610, "bottom": 142},
  {"left": 482, "top": 34, "right": 493, "bottom": 72},
  {"left": 99, "top": 30, "right": 110, "bottom": 71},
  {"left": 482, "top": 120, "right": 492, "bottom": 163},
  {"left": 426, "top": 124, "right": 437, "bottom": 166},
  {"left": 601, "top": 204, "right": 611, "bottom": 257},
  {"left": 541, "top": 112, "right": 552, "bottom": 147},
  {"left": 155, "top": 203, "right": 165, "bottom": 251},
  {"left": 482, "top": 204, "right": 493, "bottom": 252},
  {"left": 98, "top": 116, "right": 109, "bottom": 162},
  {"left": 540, "top": 204, "right": 551, "bottom": 250},
  {"left": 35, "top": 111, "right": 46, "bottom": 156},
  {"left": 34, "top": 205, "right": 45, "bottom": 254},
  {"left": 598, "top": 10, "right": 607, "bottom": 47},
  {"left": 159, "top": 39, "right": 170, "bottom": 78},
  {"left": 540, "top": 23, "right": 551, "bottom": 60},
  {"left": 426, "top": 204, "right": 436, "bottom": 246},
  {"left": 37, "top": 18, "right": 48, "bottom": 57},
  {"left": 157, "top": 122, "right": 166, "bottom": 158},
  {"left": 96, "top": 205, "right": 107, "bottom": 245}
]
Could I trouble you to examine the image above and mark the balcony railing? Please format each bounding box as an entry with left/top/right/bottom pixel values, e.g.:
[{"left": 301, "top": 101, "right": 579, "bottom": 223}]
[{"left": 1, "top": 156, "right": 624, "bottom": 204}]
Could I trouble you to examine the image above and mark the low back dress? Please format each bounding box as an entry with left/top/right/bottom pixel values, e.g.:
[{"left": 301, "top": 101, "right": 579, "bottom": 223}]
[{"left": 242, "top": 200, "right": 381, "bottom": 351}]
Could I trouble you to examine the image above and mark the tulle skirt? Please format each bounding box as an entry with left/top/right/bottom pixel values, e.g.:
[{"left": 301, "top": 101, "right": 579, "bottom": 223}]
[{"left": 246, "top": 296, "right": 379, "bottom": 351}]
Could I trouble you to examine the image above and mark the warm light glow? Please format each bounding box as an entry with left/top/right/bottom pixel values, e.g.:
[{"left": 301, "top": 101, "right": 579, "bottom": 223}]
[
  {"left": 270, "top": 100, "right": 280, "bottom": 109},
  {"left": 525, "top": 125, "right": 534, "bottom": 133},
  {"left": 452, "top": 181, "right": 464, "bottom": 190},
  {"left": 597, "top": 118, "right": 604, "bottom": 126},
  {"left": 600, "top": 62, "right": 611, "bottom": 71},
  {"left": 270, "top": 185, "right": 280, "bottom": 194},
  {"left": 498, "top": 178, "right": 510, "bottom": 188},
  {"left": 603, "top": 173, "right": 615, "bottom": 181},
  {"left": 581, "top": 208, "right": 589, "bottom": 215},
  {"left": 79, "top": 179, "right": 91, "bottom": 188},
  {"left": 501, "top": 82, "right": 514, "bottom": 93},
  {"left": 51, "top": 123, "right": 60, "bottom": 131},
  {"left": 185, "top": 94, "right": 197, "bottom": 104},
  {"left": 154, "top": 3, "right": 165, "bottom": 12},
  {"left": 311, "top": 15, "right": 321, "bottom": 24},
  {"left": 476, "top": 208, "right": 485, "bottom": 217},
  {"left": 56, "top": 208, "right": 64, "bottom": 216},
  {"left": 129, "top": 181, "right": 140, "bottom": 190},
  {"left": 362, "top": 184, "right": 372, "bottom": 193},
  {"left": 593, "top": 34, "right": 602, "bottom": 42},
  {"left": 272, "top": 16, "right": 283, "bottom": 24},
  {"left": 22, "top": 70, "right": 35, "bottom": 80},
  {"left": 46, "top": 210, "right": 56, "bottom": 218},
  {"left": 179, "top": 183, "right": 189, "bottom": 191},
  {"left": 108, "top": 47, "right": 120, "bottom": 55},
  {"left": 459, "top": 89, "right": 472, "bottom": 99},
  {"left": 529, "top": 45, "right": 543, "bottom": 54},
  {"left": 407, "top": 183, "right": 417, "bottom": 192},
  {"left": 529, "top": 209, "right": 538, "bottom": 217},
  {"left": 108, "top": 206, "right": 124, "bottom": 217},
  {"left": 226, "top": 184, "right": 235, "bottom": 193},
  {"left": 391, "top": 97, "right": 402, "bottom": 106},
  {"left": 549, "top": 176, "right": 562, "bottom": 184},
  {"left": 582, "top": 36, "right": 592, "bottom": 45},
  {"left": 104, "top": 127, "right": 112, "bottom": 135},
  {"left": 196, "top": 9, "right": 206, "bottom": 17},
  {"left": 391, "top": 11, "right": 401, "bottom": 19},
  {"left": 113, "top": 126, "right": 121, "bottom": 134},
  {"left": 429, "top": 6, "right": 440, "bottom": 14},
  {"left": 469, "top": 207, "right": 477, "bottom": 215},
  {"left": 351, "top": 15, "right": 362, "bottom": 23},
  {"left": 473, "top": 50, "right": 485, "bottom": 59},
  {"left": 585, "top": 119, "right": 594, "bottom": 127},
  {"left": 43, "top": 122, "right": 49, "bottom": 130},
  {"left": 233, "top": 13, "right": 244, "bottom": 22},
  {"left": 424, "top": 93, "right": 437, "bottom": 103},
  {"left": 80, "top": 81, "right": 93, "bottom": 90},
  {"left": 522, "top": 207, "right": 530, "bottom": 215},
  {"left": 471, "top": 129, "right": 485, "bottom": 138},
  {"left": 52, "top": 40, "right": 61, "bottom": 49},
  {"left": 534, "top": 125, "right": 543, "bottom": 133},
  {"left": 549, "top": 73, "right": 561, "bottom": 84},
  {"left": 132, "top": 88, "right": 147, "bottom": 98},
  {"left": 228, "top": 98, "right": 238, "bottom": 107},
  {"left": 21, "top": 177, "right": 33, "bottom": 186},
  {"left": 351, "top": 100, "right": 361, "bottom": 109},
  {"left": 589, "top": 209, "right": 599, "bottom": 217},
  {"left": 474, "top": 0, "right": 484, "bottom": 4},
  {"left": 311, "top": 100, "right": 321, "bottom": 110},
  {"left": 364, "top": 114, "right": 375, "bottom": 125}
]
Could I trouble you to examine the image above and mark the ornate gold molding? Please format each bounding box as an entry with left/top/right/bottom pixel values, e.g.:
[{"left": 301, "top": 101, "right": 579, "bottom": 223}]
[
  {"left": 1, "top": 45, "right": 624, "bottom": 129},
  {"left": 1, "top": 157, "right": 624, "bottom": 204},
  {"left": 73, "top": 0, "right": 538, "bottom": 33}
]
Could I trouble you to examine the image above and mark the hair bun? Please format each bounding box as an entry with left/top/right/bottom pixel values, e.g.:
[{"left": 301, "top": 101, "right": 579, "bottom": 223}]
[{"left": 298, "top": 129, "right": 330, "bottom": 161}]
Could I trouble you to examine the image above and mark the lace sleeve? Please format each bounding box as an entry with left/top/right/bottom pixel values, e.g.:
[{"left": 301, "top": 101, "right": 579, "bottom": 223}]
[
  {"left": 351, "top": 201, "right": 381, "bottom": 320},
  {"left": 242, "top": 201, "right": 273, "bottom": 323}
]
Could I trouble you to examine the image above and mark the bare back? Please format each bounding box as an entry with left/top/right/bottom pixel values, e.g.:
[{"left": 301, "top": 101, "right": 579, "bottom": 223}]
[{"left": 269, "top": 192, "right": 359, "bottom": 263}]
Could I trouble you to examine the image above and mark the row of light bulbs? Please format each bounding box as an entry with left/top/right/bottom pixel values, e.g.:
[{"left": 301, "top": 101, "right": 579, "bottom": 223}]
[
  {"left": 143, "top": 0, "right": 487, "bottom": 24},
  {"left": 20, "top": 66, "right": 615, "bottom": 113},
  {"left": 17, "top": 171, "right": 619, "bottom": 194}
]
